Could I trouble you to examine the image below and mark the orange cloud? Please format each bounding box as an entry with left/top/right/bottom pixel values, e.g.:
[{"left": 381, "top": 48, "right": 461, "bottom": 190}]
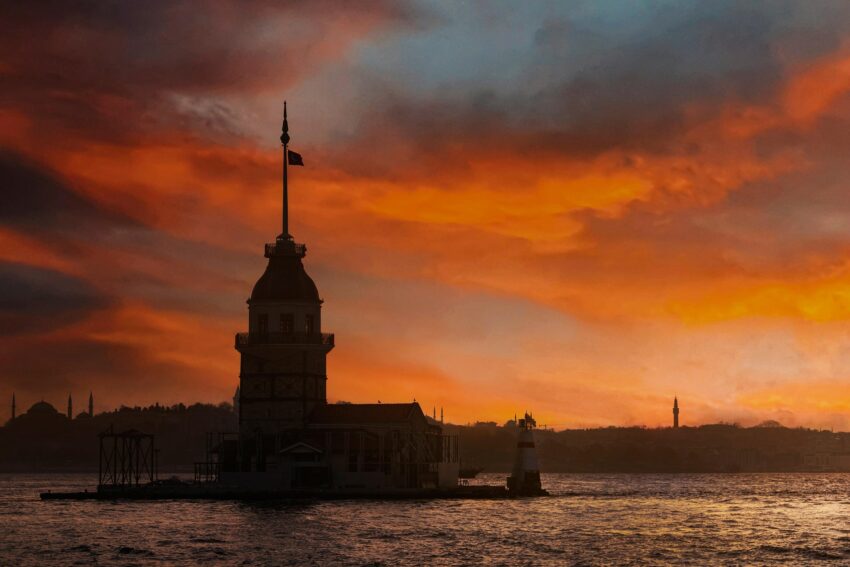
[
  {"left": 738, "top": 381, "right": 850, "bottom": 417},
  {"left": 785, "top": 45, "right": 850, "bottom": 123}
]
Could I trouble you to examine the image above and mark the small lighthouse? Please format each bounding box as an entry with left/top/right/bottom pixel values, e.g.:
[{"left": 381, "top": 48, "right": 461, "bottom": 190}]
[{"left": 507, "top": 412, "right": 547, "bottom": 496}]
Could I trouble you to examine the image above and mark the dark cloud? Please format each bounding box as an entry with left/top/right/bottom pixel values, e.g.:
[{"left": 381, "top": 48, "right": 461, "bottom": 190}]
[
  {"left": 0, "top": 151, "right": 130, "bottom": 232},
  {"left": 0, "top": 151, "right": 133, "bottom": 233},
  {"left": 0, "top": 150, "right": 255, "bottom": 320},
  {"left": 0, "top": 262, "right": 110, "bottom": 336},
  {"left": 526, "top": 6, "right": 784, "bottom": 154},
  {"left": 0, "top": 0, "right": 429, "bottom": 145},
  {"left": 324, "top": 1, "right": 850, "bottom": 182}
]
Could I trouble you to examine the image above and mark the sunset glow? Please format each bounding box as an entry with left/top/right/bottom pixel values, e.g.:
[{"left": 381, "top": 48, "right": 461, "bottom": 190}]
[{"left": 4, "top": 2, "right": 850, "bottom": 429}]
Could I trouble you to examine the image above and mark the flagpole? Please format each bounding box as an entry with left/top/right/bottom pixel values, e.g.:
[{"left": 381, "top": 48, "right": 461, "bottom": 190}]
[{"left": 281, "top": 101, "right": 290, "bottom": 239}]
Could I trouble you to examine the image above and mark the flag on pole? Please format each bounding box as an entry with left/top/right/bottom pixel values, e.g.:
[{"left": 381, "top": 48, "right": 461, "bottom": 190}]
[{"left": 288, "top": 150, "right": 304, "bottom": 166}]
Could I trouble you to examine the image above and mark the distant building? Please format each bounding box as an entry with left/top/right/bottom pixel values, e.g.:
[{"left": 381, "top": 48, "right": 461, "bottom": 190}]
[
  {"left": 673, "top": 397, "right": 679, "bottom": 428},
  {"left": 802, "top": 452, "right": 850, "bottom": 471},
  {"left": 24, "top": 401, "right": 64, "bottom": 422},
  {"left": 11, "top": 394, "right": 96, "bottom": 423},
  {"left": 218, "top": 107, "right": 458, "bottom": 490}
]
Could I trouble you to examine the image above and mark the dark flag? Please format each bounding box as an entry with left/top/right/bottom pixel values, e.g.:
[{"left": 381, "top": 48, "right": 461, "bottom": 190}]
[{"left": 288, "top": 150, "right": 304, "bottom": 166}]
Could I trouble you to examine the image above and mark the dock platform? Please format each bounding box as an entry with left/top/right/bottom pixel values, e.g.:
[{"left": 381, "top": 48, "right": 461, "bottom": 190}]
[{"left": 41, "top": 484, "right": 509, "bottom": 501}]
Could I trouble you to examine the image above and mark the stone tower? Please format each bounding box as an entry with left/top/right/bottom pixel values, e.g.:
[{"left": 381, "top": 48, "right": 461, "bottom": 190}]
[
  {"left": 235, "top": 104, "right": 334, "bottom": 438},
  {"left": 673, "top": 396, "right": 679, "bottom": 428}
]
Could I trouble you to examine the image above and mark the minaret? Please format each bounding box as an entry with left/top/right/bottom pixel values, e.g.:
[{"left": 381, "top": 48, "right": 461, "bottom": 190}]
[
  {"left": 67, "top": 393, "right": 72, "bottom": 419},
  {"left": 235, "top": 104, "right": 333, "bottom": 439},
  {"left": 673, "top": 396, "right": 679, "bottom": 428},
  {"left": 11, "top": 393, "right": 15, "bottom": 420},
  {"left": 88, "top": 392, "right": 94, "bottom": 417}
]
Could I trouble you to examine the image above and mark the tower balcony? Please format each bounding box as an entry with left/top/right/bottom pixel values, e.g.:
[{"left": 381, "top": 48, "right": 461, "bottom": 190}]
[
  {"left": 265, "top": 239, "right": 306, "bottom": 258},
  {"left": 235, "top": 332, "right": 334, "bottom": 348}
]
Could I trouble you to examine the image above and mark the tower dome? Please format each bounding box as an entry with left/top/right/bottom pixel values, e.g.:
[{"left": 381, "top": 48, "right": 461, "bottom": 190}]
[{"left": 249, "top": 240, "right": 320, "bottom": 304}]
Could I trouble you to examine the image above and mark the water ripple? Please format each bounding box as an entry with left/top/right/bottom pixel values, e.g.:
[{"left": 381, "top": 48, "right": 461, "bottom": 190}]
[{"left": 2, "top": 473, "right": 850, "bottom": 565}]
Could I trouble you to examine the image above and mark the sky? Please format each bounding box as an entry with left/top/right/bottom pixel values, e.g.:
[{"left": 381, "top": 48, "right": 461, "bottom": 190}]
[{"left": 3, "top": 1, "right": 850, "bottom": 429}]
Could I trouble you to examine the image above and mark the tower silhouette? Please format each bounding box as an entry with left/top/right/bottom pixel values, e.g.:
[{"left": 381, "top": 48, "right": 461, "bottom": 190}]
[
  {"left": 673, "top": 396, "right": 679, "bottom": 428},
  {"left": 88, "top": 392, "right": 94, "bottom": 417},
  {"left": 235, "top": 104, "right": 333, "bottom": 436},
  {"left": 67, "top": 393, "right": 72, "bottom": 419}
]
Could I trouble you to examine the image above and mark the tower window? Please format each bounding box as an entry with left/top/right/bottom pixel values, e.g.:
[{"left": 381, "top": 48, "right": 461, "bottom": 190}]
[
  {"left": 280, "top": 313, "right": 294, "bottom": 333},
  {"left": 305, "top": 314, "right": 315, "bottom": 334},
  {"left": 257, "top": 314, "right": 268, "bottom": 335}
]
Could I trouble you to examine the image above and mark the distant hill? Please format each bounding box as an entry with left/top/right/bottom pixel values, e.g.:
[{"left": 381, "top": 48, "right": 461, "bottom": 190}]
[
  {"left": 4, "top": 404, "right": 850, "bottom": 473},
  {"left": 450, "top": 422, "right": 850, "bottom": 473},
  {"left": 0, "top": 402, "right": 236, "bottom": 472}
]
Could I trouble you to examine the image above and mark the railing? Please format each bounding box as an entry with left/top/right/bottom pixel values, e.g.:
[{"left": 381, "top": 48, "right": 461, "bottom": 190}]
[
  {"left": 265, "top": 240, "right": 306, "bottom": 258},
  {"left": 235, "top": 332, "right": 334, "bottom": 347},
  {"left": 194, "top": 461, "right": 220, "bottom": 484}
]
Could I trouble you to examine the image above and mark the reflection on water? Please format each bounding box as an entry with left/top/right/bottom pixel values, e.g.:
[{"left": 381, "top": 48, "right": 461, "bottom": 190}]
[{"left": 2, "top": 473, "right": 850, "bottom": 565}]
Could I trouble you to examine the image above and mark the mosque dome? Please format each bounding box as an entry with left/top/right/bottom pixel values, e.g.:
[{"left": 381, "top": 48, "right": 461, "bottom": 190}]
[
  {"left": 249, "top": 246, "right": 320, "bottom": 304},
  {"left": 26, "top": 401, "right": 59, "bottom": 416}
]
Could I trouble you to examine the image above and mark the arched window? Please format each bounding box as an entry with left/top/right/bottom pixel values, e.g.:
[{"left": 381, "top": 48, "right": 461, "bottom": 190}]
[{"left": 280, "top": 313, "right": 294, "bottom": 333}]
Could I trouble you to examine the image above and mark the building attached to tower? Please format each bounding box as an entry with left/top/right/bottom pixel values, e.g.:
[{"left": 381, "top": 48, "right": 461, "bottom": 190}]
[{"left": 216, "top": 108, "right": 458, "bottom": 491}]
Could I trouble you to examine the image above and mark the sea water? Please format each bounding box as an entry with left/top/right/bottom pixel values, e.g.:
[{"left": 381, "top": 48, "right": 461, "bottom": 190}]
[{"left": 2, "top": 473, "right": 849, "bottom": 565}]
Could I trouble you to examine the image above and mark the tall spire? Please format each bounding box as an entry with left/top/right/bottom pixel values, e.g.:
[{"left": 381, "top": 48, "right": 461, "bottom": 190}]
[
  {"left": 67, "top": 393, "right": 72, "bottom": 419},
  {"left": 280, "top": 101, "right": 291, "bottom": 240},
  {"left": 88, "top": 391, "right": 94, "bottom": 417},
  {"left": 673, "top": 396, "right": 680, "bottom": 429}
]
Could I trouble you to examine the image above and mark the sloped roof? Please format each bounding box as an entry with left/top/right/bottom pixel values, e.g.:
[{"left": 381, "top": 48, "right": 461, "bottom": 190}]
[{"left": 309, "top": 403, "right": 423, "bottom": 425}]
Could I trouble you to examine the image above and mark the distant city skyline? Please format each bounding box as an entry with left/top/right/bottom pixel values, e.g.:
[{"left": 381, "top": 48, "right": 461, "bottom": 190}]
[{"left": 7, "top": 392, "right": 840, "bottom": 433}]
